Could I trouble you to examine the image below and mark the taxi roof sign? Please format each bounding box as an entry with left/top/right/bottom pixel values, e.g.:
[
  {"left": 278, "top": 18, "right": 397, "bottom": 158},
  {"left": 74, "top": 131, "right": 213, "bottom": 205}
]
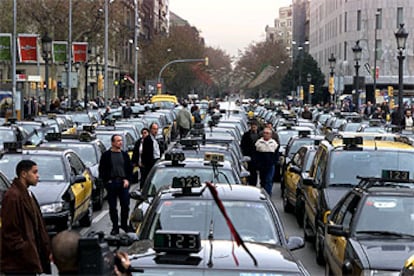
[
  {"left": 3, "top": 142, "right": 23, "bottom": 153},
  {"left": 381, "top": 170, "right": 409, "bottom": 181},
  {"left": 204, "top": 152, "right": 224, "bottom": 163},
  {"left": 165, "top": 151, "right": 185, "bottom": 164},
  {"left": 298, "top": 130, "right": 311, "bottom": 137},
  {"left": 153, "top": 230, "right": 201, "bottom": 254},
  {"left": 45, "top": 132, "right": 62, "bottom": 142},
  {"left": 82, "top": 125, "right": 95, "bottom": 133}
]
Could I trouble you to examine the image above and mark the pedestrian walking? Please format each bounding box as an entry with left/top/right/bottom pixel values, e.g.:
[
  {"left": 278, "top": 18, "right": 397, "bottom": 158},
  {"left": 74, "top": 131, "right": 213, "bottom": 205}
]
[
  {"left": 140, "top": 122, "right": 161, "bottom": 185},
  {"left": 99, "top": 134, "right": 134, "bottom": 235},
  {"left": 176, "top": 102, "right": 192, "bottom": 138},
  {"left": 131, "top": 127, "right": 150, "bottom": 187},
  {"left": 255, "top": 127, "right": 279, "bottom": 196},
  {"left": 1, "top": 160, "right": 51, "bottom": 275},
  {"left": 240, "top": 120, "right": 260, "bottom": 186}
]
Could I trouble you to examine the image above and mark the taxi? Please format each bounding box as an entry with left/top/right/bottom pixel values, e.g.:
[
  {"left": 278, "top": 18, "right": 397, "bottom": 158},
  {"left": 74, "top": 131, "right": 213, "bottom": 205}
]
[
  {"left": 302, "top": 135, "right": 414, "bottom": 265},
  {"left": 40, "top": 130, "right": 106, "bottom": 210},
  {"left": 324, "top": 171, "right": 414, "bottom": 275},
  {"left": 0, "top": 142, "right": 93, "bottom": 232},
  {"left": 129, "top": 152, "right": 242, "bottom": 231},
  {"left": 402, "top": 254, "right": 414, "bottom": 276},
  {"left": 128, "top": 178, "right": 308, "bottom": 275},
  {"left": 150, "top": 94, "right": 178, "bottom": 109}
]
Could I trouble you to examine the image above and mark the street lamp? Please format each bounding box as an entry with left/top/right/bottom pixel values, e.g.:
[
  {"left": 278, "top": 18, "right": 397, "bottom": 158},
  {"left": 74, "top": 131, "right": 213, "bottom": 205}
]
[
  {"left": 41, "top": 33, "right": 52, "bottom": 112},
  {"left": 328, "top": 53, "right": 336, "bottom": 104},
  {"left": 352, "top": 40, "right": 362, "bottom": 112},
  {"left": 394, "top": 23, "right": 408, "bottom": 128},
  {"left": 307, "top": 73, "right": 312, "bottom": 105}
]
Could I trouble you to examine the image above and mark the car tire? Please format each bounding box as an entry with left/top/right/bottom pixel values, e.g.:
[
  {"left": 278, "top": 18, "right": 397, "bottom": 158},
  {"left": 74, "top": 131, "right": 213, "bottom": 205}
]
[
  {"left": 57, "top": 211, "right": 73, "bottom": 232},
  {"left": 79, "top": 200, "right": 93, "bottom": 227},
  {"left": 295, "top": 192, "right": 304, "bottom": 227},
  {"left": 315, "top": 227, "right": 326, "bottom": 266},
  {"left": 93, "top": 186, "right": 104, "bottom": 211},
  {"left": 283, "top": 191, "right": 294, "bottom": 213},
  {"left": 303, "top": 211, "right": 314, "bottom": 242}
]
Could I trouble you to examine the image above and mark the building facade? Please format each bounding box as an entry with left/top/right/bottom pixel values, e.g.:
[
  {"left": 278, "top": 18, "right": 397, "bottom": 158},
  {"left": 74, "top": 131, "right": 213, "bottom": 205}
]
[
  {"left": 266, "top": 5, "right": 293, "bottom": 48},
  {"left": 309, "top": 0, "right": 414, "bottom": 102}
]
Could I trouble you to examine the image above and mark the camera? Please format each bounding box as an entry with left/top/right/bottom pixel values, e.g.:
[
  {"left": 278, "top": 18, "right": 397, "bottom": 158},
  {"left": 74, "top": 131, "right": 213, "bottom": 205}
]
[{"left": 78, "top": 231, "right": 137, "bottom": 275}]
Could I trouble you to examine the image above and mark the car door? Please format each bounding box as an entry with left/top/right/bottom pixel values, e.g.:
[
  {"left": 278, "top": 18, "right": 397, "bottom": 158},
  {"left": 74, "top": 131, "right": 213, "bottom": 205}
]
[
  {"left": 66, "top": 152, "right": 92, "bottom": 220},
  {"left": 325, "top": 193, "right": 360, "bottom": 275},
  {"left": 285, "top": 148, "right": 305, "bottom": 204}
]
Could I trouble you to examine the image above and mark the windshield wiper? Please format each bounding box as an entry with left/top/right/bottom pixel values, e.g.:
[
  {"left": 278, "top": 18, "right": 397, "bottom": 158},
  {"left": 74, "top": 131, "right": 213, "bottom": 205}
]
[
  {"left": 356, "top": 230, "right": 414, "bottom": 238},
  {"left": 328, "top": 183, "right": 355, "bottom": 187}
]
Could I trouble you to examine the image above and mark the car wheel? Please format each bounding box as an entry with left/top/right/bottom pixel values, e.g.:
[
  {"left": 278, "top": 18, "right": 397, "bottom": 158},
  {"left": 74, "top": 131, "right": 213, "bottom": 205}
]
[
  {"left": 303, "top": 211, "right": 314, "bottom": 242},
  {"left": 283, "top": 191, "right": 294, "bottom": 213},
  {"left": 79, "top": 200, "right": 93, "bottom": 227},
  {"left": 315, "top": 227, "right": 326, "bottom": 266},
  {"left": 57, "top": 211, "right": 73, "bottom": 232},
  {"left": 93, "top": 186, "right": 104, "bottom": 211},
  {"left": 295, "top": 193, "right": 304, "bottom": 227}
]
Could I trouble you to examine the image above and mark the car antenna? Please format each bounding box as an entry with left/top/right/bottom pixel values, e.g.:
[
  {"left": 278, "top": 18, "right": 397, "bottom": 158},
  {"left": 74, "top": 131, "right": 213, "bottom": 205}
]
[{"left": 207, "top": 219, "right": 214, "bottom": 268}]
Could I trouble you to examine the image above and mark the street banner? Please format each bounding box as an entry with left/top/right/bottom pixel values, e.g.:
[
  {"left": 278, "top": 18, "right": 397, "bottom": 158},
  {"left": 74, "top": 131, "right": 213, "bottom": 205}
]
[
  {"left": 72, "top": 42, "right": 88, "bottom": 63},
  {"left": 17, "top": 34, "right": 38, "bottom": 62},
  {"left": 52, "top": 41, "right": 67, "bottom": 63},
  {"left": 248, "top": 65, "right": 277, "bottom": 89},
  {"left": 0, "top": 34, "right": 11, "bottom": 61}
]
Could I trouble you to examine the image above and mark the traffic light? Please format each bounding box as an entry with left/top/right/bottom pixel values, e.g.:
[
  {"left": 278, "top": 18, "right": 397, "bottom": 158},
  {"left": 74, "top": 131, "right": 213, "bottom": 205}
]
[
  {"left": 204, "top": 57, "right": 209, "bottom": 66},
  {"left": 388, "top": 86, "right": 393, "bottom": 97},
  {"left": 309, "top": 84, "right": 314, "bottom": 94},
  {"left": 98, "top": 74, "right": 104, "bottom": 91},
  {"left": 328, "top": 77, "right": 334, "bottom": 95},
  {"left": 375, "top": 89, "right": 380, "bottom": 98},
  {"left": 300, "top": 87, "right": 304, "bottom": 100},
  {"left": 30, "top": 82, "right": 36, "bottom": 90},
  {"left": 157, "top": 83, "right": 162, "bottom": 95}
]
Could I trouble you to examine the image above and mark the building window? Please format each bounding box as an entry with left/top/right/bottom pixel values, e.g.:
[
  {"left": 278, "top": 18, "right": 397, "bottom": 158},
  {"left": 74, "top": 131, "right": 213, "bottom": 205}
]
[
  {"left": 344, "top": 41, "right": 347, "bottom": 60},
  {"left": 397, "top": 7, "right": 403, "bottom": 27},
  {"left": 344, "top": 12, "right": 347, "bottom": 32},
  {"left": 376, "top": 8, "right": 382, "bottom": 29},
  {"left": 357, "top": 10, "right": 361, "bottom": 31},
  {"left": 376, "top": 39, "right": 382, "bottom": 60}
]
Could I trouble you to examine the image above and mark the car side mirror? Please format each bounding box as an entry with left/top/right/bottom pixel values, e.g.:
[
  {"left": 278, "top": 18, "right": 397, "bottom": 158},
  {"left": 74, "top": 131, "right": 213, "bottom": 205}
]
[
  {"left": 327, "top": 224, "right": 349, "bottom": 237},
  {"left": 130, "top": 189, "right": 145, "bottom": 201},
  {"left": 287, "top": 236, "right": 305, "bottom": 251},
  {"left": 242, "top": 156, "right": 251, "bottom": 162},
  {"left": 72, "top": 175, "right": 86, "bottom": 184},
  {"left": 289, "top": 164, "right": 301, "bottom": 174},
  {"left": 302, "top": 174, "right": 316, "bottom": 187},
  {"left": 240, "top": 171, "right": 250, "bottom": 179}
]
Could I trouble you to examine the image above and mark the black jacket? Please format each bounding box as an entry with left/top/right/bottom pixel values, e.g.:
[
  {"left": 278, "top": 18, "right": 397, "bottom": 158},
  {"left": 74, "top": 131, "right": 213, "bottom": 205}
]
[
  {"left": 131, "top": 138, "right": 143, "bottom": 166},
  {"left": 141, "top": 135, "right": 157, "bottom": 169},
  {"left": 99, "top": 149, "right": 133, "bottom": 183}
]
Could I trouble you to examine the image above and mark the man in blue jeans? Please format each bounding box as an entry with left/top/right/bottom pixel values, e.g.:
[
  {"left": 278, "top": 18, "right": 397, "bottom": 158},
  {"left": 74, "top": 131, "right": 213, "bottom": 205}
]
[
  {"left": 255, "top": 127, "right": 279, "bottom": 196},
  {"left": 99, "top": 134, "right": 133, "bottom": 235}
]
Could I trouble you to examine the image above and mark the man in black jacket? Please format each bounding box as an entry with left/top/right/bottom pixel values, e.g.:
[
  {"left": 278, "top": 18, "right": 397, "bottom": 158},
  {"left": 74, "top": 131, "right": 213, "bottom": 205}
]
[
  {"left": 240, "top": 120, "right": 259, "bottom": 186},
  {"left": 140, "top": 123, "right": 161, "bottom": 185},
  {"left": 99, "top": 134, "right": 133, "bottom": 235}
]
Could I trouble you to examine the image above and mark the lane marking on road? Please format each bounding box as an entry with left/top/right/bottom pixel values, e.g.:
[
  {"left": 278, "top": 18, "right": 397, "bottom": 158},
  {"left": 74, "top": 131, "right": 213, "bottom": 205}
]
[{"left": 80, "top": 210, "right": 109, "bottom": 236}]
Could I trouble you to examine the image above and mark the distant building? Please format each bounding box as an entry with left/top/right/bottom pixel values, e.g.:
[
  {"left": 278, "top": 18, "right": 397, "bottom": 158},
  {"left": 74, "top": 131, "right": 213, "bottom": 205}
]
[
  {"left": 266, "top": 5, "right": 293, "bottom": 48},
  {"left": 309, "top": 0, "right": 414, "bottom": 102}
]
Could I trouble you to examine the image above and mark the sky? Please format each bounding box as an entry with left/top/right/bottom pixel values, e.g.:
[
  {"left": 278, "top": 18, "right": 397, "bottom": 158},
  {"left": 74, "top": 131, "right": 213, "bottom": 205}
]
[{"left": 169, "top": 0, "right": 293, "bottom": 58}]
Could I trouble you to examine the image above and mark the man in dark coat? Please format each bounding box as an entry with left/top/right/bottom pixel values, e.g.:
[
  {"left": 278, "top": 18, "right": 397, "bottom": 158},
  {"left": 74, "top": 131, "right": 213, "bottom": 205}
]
[
  {"left": 1, "top": 160, "right": 51, "bottom": 274},
  {"left": 140, "top": 123, "right": 161, "bottom": 184},
  {"left": 99, "top": 134, "right": 133, "bottom": 235},
  {"left": 240, "top": 120, "right": 260, "bottom": 186}
]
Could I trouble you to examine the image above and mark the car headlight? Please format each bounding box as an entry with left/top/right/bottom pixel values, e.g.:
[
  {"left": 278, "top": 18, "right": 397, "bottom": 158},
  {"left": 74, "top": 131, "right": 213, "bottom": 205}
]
[
  {"left": 40, "top": 202, "right": 64, "bottom": 213},
  {"left": 361, "top": 270, "right": 400, "bottom": 276}
]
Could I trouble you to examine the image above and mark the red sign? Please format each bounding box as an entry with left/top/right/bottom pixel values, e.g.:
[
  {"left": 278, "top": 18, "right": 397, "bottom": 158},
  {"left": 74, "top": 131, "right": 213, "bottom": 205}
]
[
  {"left": 72, "top": 42, "right": 88, "bottom": 63},
  {"left": 17, "top": 34, "right": 38, "bottom": 62}
]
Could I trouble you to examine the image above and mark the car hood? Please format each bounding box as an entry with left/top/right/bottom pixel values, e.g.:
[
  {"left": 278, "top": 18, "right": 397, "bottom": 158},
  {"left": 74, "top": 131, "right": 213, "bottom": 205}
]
[
  {"left": 128, "top": 240, "right": 307, "bottom": 274},
  {"left": 30, "top": 181, "right": 69, "bottom": 204},
  {"left": 323, "top": 187, "right": 350, "bottom": 210},
  {"left": 352, "top": 239, "right": 414, "bottom": 270}
]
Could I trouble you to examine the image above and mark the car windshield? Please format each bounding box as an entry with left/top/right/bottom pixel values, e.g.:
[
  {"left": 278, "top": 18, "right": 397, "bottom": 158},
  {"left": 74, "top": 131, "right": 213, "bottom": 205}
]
[
  {"left": 355, "top": 195, "right": 414, "bottom": 236},
  {"left": 328, "top": 151, "right": 414, "bottom": 186},
  {"left": 71, "top": 113, "right": 92, "bottom": 124},
  {"left": 0, "top": 130, "right": 16, "bottom": 144},
  {"left": 147, "top": 167, "right": 239, "bottom": 196},
  {"left": 288, "top": 139, "right": 314, "bottom": 158},
  {"left": 278, "top": 130, "right": 301, "bottom": 146},
  {"left": 0, "top": 155, "right": 65, "bottom": 182},
  {"left": 148, "top": 199, "right": 279, "bottom": 245},
  {"left": 44, "top": 143, "right": 97, "bottom": 166}
]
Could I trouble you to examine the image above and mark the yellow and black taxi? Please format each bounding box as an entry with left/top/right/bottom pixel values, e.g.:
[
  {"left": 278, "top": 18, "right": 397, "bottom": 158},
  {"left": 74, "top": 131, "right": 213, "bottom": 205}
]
[
  {"left": 127, "top": 177, "right": 308, "bottom": 275},
  {"left": 129, "top": 151, "right": 242, "bottom": 231},
  {"left": 40, "top": 130, "right": 106, "bottom": 210},
  {"left": 301, "top": 135, "right": 414, "bottom": 265},
  {"left": 0, "top": 142, "right": 93, "bottom": 232},
  {"left": 281, "top": 130, "right": 324, "bottom": 196},
  {"left": 324, "top": 171, "right": 414, "bottom": 275},
  {"left": 282, "top": 143, "right": 318, "bottom": 222}
]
